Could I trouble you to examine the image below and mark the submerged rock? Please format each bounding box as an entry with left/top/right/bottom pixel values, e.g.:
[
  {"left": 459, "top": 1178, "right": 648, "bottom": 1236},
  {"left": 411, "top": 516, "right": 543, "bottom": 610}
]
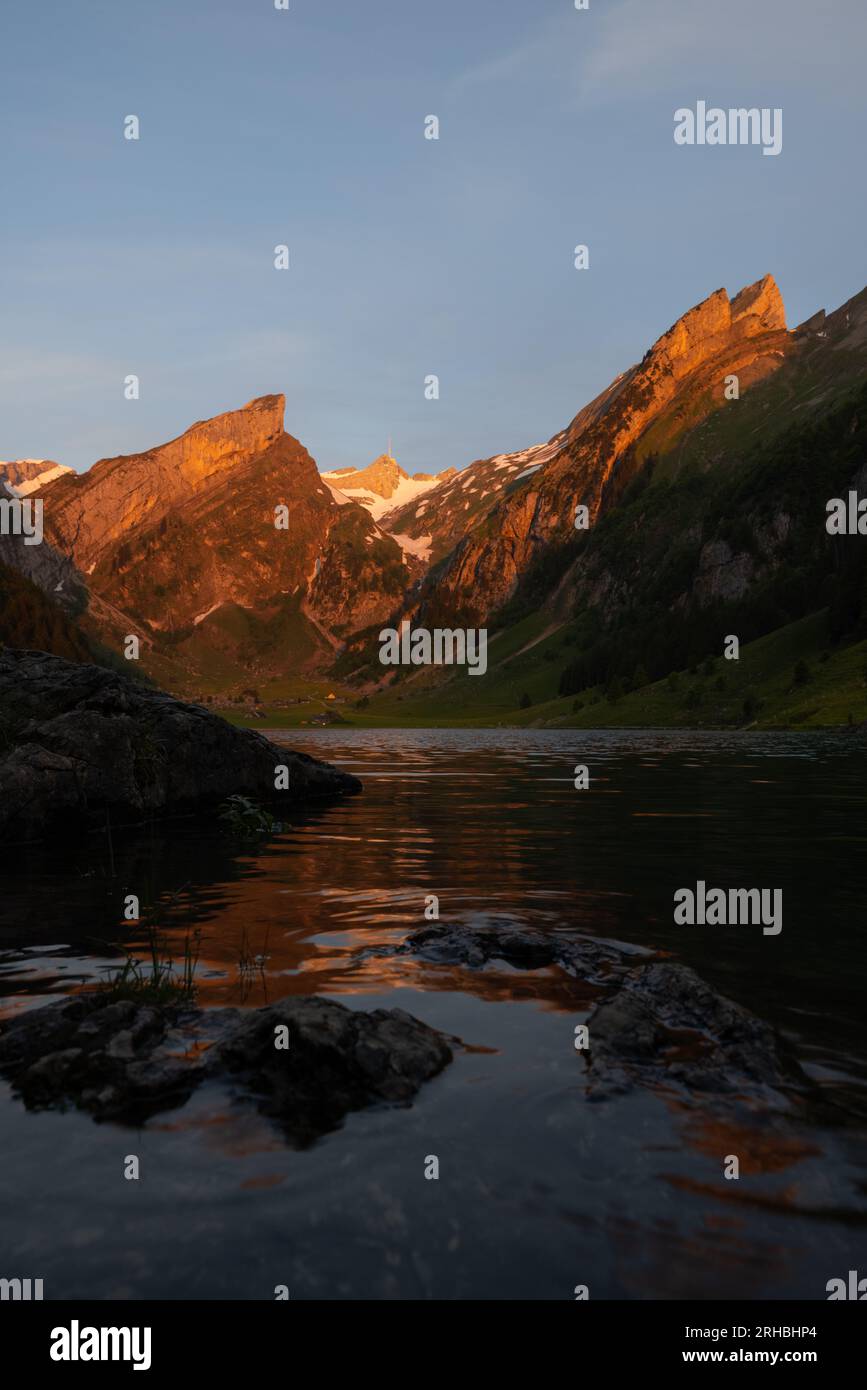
[
  {"left": 0, "top": 993, "right": 451, "bottom": 1143},
  {"left": 400, "top": 923, "right": 807, "bottom": 1107},
  {"left": 401, "top": 922, "right": 645, "bottom": 983},
  {"left": 0, "top": 649, "right": 360, "bottom": 843},
  {"left": 586, "top": 962, "right": 805, "bottom": 1102},
  {"left": 214, "top": 997, "right": 452, "bottom": 1144}
]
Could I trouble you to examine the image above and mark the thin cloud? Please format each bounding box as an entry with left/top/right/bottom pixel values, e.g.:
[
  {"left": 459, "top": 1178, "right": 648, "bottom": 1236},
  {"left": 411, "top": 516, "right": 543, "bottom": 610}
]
[{"left": 448, "top": 0, "right": 866, "bottom": 107}]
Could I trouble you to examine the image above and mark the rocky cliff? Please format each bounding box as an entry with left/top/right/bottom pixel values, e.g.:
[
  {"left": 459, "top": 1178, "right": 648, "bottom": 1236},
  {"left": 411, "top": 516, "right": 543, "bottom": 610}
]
[
  {"left": 413, "top": 275, "right": 792, "bottom": 624},
  {"left": 32, "top": 397, "right": 411, "bottom": 684}
]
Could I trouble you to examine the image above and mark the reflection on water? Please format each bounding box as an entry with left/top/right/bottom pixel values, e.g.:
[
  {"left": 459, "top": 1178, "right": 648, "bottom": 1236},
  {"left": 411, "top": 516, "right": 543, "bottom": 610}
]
[{"left": 1, "top": 728, "right": 866, "bottom": 1299}]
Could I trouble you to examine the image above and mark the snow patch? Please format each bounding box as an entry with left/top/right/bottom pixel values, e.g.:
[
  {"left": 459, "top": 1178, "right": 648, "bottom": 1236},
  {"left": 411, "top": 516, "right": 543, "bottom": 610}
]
[
  {"left": 391, "top": 531, "right": 433, "bottom": 562},
  {"left": 323, "top": 480, "right": 354, "bottom": 507},
  {"left": 364, "top": 474, "right": 441, "bottom": 521}
]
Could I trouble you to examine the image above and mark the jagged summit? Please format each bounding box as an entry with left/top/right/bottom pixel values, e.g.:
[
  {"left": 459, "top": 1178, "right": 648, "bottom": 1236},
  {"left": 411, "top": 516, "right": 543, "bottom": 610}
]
[
  {"left": 322, "top": 452, "right": 443, "bottom": 521},
  {"left": 414, "top": 273, "right": 796, "bottom": 623},
  {"left": 638, "top": 274, "right": 787, "bottom": 388}
]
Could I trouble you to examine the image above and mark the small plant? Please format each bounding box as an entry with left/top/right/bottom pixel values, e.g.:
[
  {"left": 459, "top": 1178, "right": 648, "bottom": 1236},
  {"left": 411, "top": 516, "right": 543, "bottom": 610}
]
[
  {"left": 219, "top": 794, "right": 283, "bottom": 842},
  {"left": 793, "top": 659, "right": 811, "bottom": 686},
  {"left": 236, "top": 925, "right": 271, "bottom": 1002},
  {"left": 101, "top": 933, "right": 201, "bottom": 1005},
  {"left": 96, "top": 887, "right": 202, "bottom": 1005},
  {"left": 519, "top": 692, "right": 533, "bottom": 709}
]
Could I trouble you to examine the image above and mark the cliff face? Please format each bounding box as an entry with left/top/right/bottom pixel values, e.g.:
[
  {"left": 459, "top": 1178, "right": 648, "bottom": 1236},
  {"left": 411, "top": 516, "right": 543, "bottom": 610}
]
[
  {"left": 43, "top": 395, "right": 287, "bottom": 573},
  {"left": 36, "top": 396, "right": 409, "bottom": 684},
  {"left": 414, "top": 276, "right": 792, "bottom": 623}
]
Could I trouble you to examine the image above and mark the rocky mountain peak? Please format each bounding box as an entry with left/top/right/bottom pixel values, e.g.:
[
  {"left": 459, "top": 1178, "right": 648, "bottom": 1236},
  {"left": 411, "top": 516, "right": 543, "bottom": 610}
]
[
  {"left": 730, "top": 274, "right": 786, "bottom": 333},
  {"left": 0, "top": 459, "right": 72, "bottom": 495},
  {"left": 325, "top": 454, "right": 408, "bottom": 500},
  {"left": 642, "top": 274, "right": 787, "bottom": 387},
  {"left": 41, "top": 394, "right": 288, "bottom": 571},
  {"left": 152, "top": 392, "right": 286, "bottom": 481}
]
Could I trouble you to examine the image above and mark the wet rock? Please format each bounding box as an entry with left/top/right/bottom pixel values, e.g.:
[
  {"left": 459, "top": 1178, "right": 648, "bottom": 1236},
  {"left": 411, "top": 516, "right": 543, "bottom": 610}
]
[
  {"left": 402, "top": 922, "right": 641, "bottom": 983},
  {"left": 586, "top": 962, "right": 805, "bottom": 1102},
  {"left": 400, "top": 923, "right": 807, "bottom": 1107},
  {"left": 0, "top": 649, "right": 361, "bottom": 844},
  {"left": 0, "top": 991, "right": 452, "bottom": 1141},
  {"left": 214, "top": 997, "right": 452, "bottom": 1144}
]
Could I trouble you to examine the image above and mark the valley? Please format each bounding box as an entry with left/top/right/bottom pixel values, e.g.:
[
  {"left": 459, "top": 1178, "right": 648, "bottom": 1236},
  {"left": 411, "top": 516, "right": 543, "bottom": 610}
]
[{"left": 2, "top": 275, "right": 866, "bottom": 731}]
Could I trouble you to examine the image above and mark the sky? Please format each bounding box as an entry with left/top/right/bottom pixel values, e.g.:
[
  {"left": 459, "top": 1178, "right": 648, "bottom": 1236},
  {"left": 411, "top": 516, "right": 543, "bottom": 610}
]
[{"left": 2, "top": 0, "right": 865, "bottom": 477}]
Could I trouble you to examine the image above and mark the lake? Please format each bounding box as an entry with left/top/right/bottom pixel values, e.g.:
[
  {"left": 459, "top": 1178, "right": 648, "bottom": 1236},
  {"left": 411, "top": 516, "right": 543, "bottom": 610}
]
[{"left": 1, "top": 728, "right": 865, "bottom": 1299}]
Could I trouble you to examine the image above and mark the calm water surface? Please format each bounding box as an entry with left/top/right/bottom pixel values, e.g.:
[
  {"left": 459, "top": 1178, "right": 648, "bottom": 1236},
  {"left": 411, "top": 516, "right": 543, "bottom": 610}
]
[{"left": 1, "top": 729, "right": 866, "bottom": 1299}]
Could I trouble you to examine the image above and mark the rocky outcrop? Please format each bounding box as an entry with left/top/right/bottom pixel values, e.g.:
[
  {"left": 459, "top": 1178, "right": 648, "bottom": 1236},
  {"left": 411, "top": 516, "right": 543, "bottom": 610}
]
[
  {"left": 585, "top": 961, "right": 803, "bottom": 1102},
  {"left": 0, "top": 992, "right": 451, "bottom": 1142},
  {"left": 400, "top": 924, "right": 806, "bottom": 1107},
  {"left": 402, "top": 922, "right": 641, "bottom": 982},
  {"left": 0, "top": 648, "right": 360, "bottom": 843},
  {"left": 693, "top": 538, "right": 754, "bottom": 604}
]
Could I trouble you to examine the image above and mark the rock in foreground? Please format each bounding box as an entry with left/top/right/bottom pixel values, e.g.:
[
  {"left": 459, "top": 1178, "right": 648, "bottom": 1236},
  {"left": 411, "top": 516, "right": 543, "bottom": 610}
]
[
  {"left": 400, "top": 923, "right": 806, "bottom": 1106},
  {"left": 0, "top": 993, "right": 451, "bottom": 1144},
  {"left": 0, "top": 648, "right": 360, "bottom": 843}
]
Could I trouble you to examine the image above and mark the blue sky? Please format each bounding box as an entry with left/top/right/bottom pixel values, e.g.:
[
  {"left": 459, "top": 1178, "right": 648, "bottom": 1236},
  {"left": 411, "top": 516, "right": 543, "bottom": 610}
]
[{"left": 2, "top": 0, "right": 865, "bottom": 475}]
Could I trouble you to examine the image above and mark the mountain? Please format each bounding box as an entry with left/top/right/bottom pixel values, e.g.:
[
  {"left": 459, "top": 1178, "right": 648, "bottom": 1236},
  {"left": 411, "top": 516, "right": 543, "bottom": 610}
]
[
  {"left": 322, "top": 454, "right": 446, "bottom": 518},
  {"left": 4, "top": 273, "right": 866, "bottom": 726},
  {"left": 0, "top": 459, "right": 72, "bottom": 495},
  {"left": 29, "top": 395, "right": 413, "bottom": 689},
  {"left": 337, "top": 275, "right": 867, "bottom": 729},
  {"left": 380, "top": 434, "right": 568, "bottom": 567},
  {"left": 411, "top": 274, "right": 792, "bottom": 627}
]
